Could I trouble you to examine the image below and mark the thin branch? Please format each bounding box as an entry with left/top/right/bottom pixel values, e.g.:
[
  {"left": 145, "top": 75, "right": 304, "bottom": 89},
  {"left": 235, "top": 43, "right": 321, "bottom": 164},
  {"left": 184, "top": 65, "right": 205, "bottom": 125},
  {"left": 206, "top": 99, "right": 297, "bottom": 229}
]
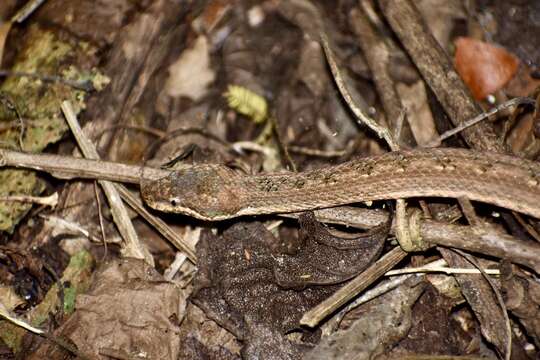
[
  {"left": 61, "top": 100, "right": 153, "bottom": 266},
  {"left": 11, "top": 0, "right": 47, "bottom": 23},
  {"left": 425, "top": 97, "right": 535, "bottom": 148},
  {"left": 0, "top": 147, "right": 169, "bottom": 183},
  {"left": 386, "top": 266, "right": 499, "bottom": 276},
  {"left": 320, "top": 31, "right": 399, "bottom": 151},
  {"left": 0, "top": 192, "right": 57, "bottom": 207}
]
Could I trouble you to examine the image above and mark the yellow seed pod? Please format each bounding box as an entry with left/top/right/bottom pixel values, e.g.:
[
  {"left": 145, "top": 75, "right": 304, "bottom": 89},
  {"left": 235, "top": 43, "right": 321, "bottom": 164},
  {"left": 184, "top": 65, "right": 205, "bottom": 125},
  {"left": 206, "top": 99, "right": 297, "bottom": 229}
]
[{"left": 224, "top": 85, "right": 268, "bottom": 123}]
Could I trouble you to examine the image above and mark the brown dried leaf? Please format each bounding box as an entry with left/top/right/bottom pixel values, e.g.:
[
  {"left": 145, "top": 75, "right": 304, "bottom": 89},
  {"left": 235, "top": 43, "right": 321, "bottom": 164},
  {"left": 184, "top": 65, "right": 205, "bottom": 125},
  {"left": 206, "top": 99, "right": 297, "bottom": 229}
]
[
  {"left": 28, "top": 258, "right": 187, "bottom": 360},
  {"left": 165, "top": 35, "right": 215, "bottom": 101},
  {"left": 454, "top": 37, "right": 519, "bottom": 100}
]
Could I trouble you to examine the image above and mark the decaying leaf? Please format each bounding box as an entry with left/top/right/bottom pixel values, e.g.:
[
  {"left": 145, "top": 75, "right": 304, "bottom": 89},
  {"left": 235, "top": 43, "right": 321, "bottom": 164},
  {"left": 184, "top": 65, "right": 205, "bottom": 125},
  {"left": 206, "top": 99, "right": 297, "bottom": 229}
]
[
  {"left": 0, "top": 25, "right": 103, "bottom": 232},
  {"left": 454, "top": 37, "right": 519, "bottom": 100},
  {"left": 28, "top": 258, "right": 187, "bottom": 360}
]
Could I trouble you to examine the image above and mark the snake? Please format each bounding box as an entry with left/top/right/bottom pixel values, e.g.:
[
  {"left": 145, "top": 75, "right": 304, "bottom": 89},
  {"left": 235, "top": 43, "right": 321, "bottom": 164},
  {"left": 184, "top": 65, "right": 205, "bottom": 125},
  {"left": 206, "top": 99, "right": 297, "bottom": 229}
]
[{"left": 139, "top": 148, "right": 540, "bottom": 221}]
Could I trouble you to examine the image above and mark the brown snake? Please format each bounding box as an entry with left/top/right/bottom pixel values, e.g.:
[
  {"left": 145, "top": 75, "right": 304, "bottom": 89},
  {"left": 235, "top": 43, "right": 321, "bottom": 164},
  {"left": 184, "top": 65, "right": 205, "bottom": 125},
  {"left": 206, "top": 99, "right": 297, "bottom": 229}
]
[{"left": 140, "top": 148, "right": 540, "bottom": 221}]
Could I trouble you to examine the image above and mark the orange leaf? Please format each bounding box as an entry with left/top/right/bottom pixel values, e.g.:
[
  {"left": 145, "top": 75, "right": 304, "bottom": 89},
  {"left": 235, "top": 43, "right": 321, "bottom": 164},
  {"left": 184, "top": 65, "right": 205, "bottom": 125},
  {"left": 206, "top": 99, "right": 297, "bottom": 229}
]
[{"left": 454, "top": 37, "right": 519, "bottom": 100}]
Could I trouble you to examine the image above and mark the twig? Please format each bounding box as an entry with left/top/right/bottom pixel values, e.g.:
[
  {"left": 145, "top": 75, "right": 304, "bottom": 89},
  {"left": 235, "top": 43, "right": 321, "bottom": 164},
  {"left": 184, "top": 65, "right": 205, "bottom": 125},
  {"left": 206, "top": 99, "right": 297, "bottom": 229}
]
[
  {"left": 287, "top": 145, "right": 348, "bottom": 158},
  {"left": 386, "top": 266, "right": 499, "bottom": 276},
  {"left": 456, "top": 198, "right": 511, "bottom": 359},
  {"left": 0, "top": 192, "right": 57, "bottom": 207},
  {"left": 320, "top": 31, "right": 399, "bottom": 151},
  {"left": 11, "top": 0, "right": 47, "bottom": 23},
  {"left": 379, "top": 0, "right": 503, "bottom": 152},
  {"left": 271, "top": 117, "right": 298, "bottom": 172},
  {"left": 94, "top": 182, "right": 108, "bottom": 261},
  {"left": 39, "top": 214, "right": 101, "bottom": 242},
  {"left": 0, "top": 147, "right": 169, "bottom": 183},
  {"left": 512, "top": 211, "right": 540, "bottom": 243},
  {"left": 330, "top": 272, "right": 416, "bottom": 330},
  {"left": 232, "top": 141, "right": 275, "bottom": 156},
  {"left": 61, "top": 100, "right": 153, "bottom": 266},
  {"left": 163, "top": 252, "right": 188, "bottom": 281},
  {"left": 350, "top": 6, "right": 415, "bottom": 146},
  {"left": 0, "top": 302, "right": 43, "bottom": 334},
  {"left": 425, "top": 97, "right": 535, "bottom": 148}
]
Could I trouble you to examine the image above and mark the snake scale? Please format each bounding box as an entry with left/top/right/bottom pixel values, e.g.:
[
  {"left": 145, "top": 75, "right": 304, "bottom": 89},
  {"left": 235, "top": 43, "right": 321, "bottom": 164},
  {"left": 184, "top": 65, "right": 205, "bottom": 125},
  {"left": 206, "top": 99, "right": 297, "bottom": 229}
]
[{"left": 140, "top": 148, "right": 540, "bottom": 221}]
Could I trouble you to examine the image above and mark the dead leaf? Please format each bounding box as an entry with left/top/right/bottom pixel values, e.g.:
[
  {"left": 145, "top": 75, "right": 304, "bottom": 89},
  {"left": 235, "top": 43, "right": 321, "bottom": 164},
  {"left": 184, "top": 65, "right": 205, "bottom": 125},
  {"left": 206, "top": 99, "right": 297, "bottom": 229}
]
[
  {"left": 0, "top": 285, "right": 24, "bottom": 311},
  {"left": 396, "top": 81, "right": 438, "bottom": 146},
  {"left": 165, "top": 35, "right": 215, "bottom": 101},
  {"left": 28, "top": 258, "right": 187, "bottom": 360},
  {"left": 454, "top": 37, "right": 519, "bottom": 100}
]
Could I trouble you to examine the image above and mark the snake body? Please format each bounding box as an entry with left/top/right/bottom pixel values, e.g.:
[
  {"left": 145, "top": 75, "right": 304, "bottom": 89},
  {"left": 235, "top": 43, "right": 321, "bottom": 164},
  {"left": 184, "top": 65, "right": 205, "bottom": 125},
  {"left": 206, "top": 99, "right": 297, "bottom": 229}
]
[{"left": 140, "top": 148, "right": 540, "bottom": 221}]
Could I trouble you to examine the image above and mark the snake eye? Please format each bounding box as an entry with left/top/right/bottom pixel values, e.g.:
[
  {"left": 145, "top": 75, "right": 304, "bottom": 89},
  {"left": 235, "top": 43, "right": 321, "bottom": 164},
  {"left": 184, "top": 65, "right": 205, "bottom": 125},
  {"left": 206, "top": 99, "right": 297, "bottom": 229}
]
[{"left": 170, "top": 199, "right": 177, "bottom": 206}]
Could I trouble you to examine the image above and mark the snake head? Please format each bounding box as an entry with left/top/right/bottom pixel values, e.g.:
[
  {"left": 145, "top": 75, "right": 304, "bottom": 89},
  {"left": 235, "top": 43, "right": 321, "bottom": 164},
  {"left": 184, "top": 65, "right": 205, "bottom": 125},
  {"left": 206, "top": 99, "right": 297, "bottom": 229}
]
[{"left": 141, "top": 164, "right": 245, "bottom": 221}]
